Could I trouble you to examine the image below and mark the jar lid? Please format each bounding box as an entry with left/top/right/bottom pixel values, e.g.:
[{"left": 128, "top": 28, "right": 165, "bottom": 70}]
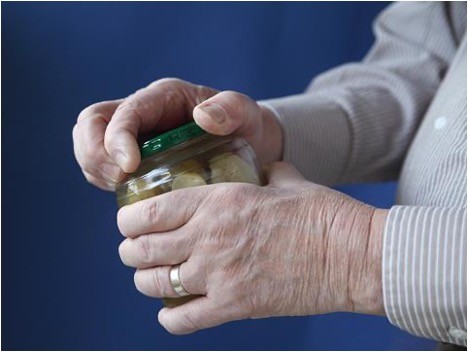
[{"left": 140, "top": 122, "right": 206, "bottom": 159}]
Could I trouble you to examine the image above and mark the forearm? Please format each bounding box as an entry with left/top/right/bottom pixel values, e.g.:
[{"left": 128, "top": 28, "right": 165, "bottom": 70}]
[
  {"left": 260, "top": 95, "right": 351, "bottom": 185},
  {"left": 383, "top": 206, "right": 467, "bottom": 344},
  {"left": 259, "top": 2, "right": 457, "bottom": 186},
  {"left": 257, "top": 104, "right": 283, "bottom": 165}
]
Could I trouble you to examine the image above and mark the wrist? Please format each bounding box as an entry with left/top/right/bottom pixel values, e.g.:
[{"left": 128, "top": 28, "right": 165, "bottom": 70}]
[
  {"left": 348, "top": 207, "right": 387, "bottom": 316},
  {"left": 258, "top": 103, "right": 283, "bottom": 164}
]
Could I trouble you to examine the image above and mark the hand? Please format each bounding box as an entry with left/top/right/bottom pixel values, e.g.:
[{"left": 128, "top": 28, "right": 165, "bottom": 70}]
[
  {"left": 117, "top": 162, "right": 388, "bottom": 334},
  {"left": 72, "top": 78, "right": 283, "bottom": 191}
]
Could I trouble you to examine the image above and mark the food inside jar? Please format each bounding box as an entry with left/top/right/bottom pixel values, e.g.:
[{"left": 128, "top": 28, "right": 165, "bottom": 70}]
[
  {"left": 118, "top": 152, "right": 260, "bottom": 208},
  {"left": 170, "top": 159, "right": 205, "bottom": 175},
  {"left": 172, "top": 172, "right": 207, "bottom": 190},
  {"left": 170, "top": 159, "right": 208, "bottom": 190},
  {"left": 209, "top": 153, "right": 261, "bottom": 185}
]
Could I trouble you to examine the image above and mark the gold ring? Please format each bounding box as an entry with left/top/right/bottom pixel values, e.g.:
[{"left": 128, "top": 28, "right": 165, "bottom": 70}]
[{"left": 169, "top": 264, "right": 190, "bottom": 297}]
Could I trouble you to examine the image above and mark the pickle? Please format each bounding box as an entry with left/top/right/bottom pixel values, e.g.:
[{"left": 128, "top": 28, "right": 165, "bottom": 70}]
[
  {"left": 170, "top": 159, "right": 205, "bottom": 176},
  {"left": 209, "top": 153, "right": 260, "bottom": 185},
  {"left": 172, "top": 172, "right": 207, "bottom": 190}
]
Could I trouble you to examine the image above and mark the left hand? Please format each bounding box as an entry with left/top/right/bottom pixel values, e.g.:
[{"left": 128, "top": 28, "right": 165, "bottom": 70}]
[{"left": 117, "top": 162, "right": 387, "bottom": 334}]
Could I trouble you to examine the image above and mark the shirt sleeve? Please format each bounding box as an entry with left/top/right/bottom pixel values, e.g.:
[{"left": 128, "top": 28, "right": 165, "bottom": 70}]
[
  {"left": 260, "top": 2, "right": 463, "bottom": 185},
  {"left": 384, "top": 206, "right": 467, "bottom": 345}
]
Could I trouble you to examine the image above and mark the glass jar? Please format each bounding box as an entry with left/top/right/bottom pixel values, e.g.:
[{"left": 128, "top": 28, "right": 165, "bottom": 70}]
[{"left": 116, "top": 122, "right": 263, "bottom": 307}]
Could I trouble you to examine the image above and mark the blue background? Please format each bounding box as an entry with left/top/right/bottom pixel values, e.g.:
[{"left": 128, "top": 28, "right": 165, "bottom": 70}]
[{"left": 3, "top": 2, "right": 436, "bottom": 350}]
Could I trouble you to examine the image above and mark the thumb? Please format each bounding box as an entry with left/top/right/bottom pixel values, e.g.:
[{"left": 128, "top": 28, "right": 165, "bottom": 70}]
[
  {"left": 192, "top": 91, "right": 261, "bottom": 138},
  {"left": 264, "top": 162, "right": 305, "bottom": 188}
]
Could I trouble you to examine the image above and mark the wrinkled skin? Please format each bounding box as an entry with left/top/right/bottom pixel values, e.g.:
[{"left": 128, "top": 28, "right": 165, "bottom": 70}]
[
  {"left": 117, "top": 162, "right": 386, "bottom": 334},
  {"left": 72, "top": 78, "right": 387, "bottom": 335},
  {"left": 72, "top": 78, "right": 281, "bottom": 190}
]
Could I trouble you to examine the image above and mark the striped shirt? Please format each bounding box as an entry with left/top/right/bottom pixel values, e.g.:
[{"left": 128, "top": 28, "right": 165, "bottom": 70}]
[{"left": 261, "top": 2, "right": 467, "bottom": 345}]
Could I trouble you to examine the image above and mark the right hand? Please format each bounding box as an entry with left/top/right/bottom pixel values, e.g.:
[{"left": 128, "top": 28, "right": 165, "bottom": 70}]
[{"left": 72, "top": 78, "right": 283, "bottom": 191}]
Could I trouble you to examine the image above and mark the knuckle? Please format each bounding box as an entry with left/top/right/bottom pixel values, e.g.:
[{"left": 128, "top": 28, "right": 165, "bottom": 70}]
[
  {"left": 76, "top": 107, "right": 93, "bottom": 124},
  {"left": 151, "top": 77, "right": 184, "bottom": 88},
  {"left": 220, "top": 184, "right": 259, "bottom": 215},
  {"left": 163, "top": 88, "right": 181, "bottom": 110},
  {"left": 113, "top": 99, "right": 139, "bottom": 117},
  {"left": 135, "top": 236, "right": 151, "bottom": 265},
  {"left": 169, "top": 235, "right": 190, "bottom": 258},
  {"left": 140, "top": 200, "right": 160, "bottom": 227},
  {"left": 76, "top": 101, "right": 107, "bottom": 123},
  {"left": 107, "top": 101, "right": 143, "bottom": 135},
  {"left": 219, "top": 90, "right": 248, "bottom": 104},
  {"left": 114, "top": 92, "right": 148, "bottom": 115},
  {"left": 221, "top": 183, "right": 254, "bottom": 202},
  {"left": 152, "top": 268, "right": 171, "bottom": 297}
]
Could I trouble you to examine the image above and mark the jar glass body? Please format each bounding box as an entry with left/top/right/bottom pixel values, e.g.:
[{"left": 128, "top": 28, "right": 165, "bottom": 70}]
[{"left": 116, "top": 133, "right": 263, "bottom": 307}]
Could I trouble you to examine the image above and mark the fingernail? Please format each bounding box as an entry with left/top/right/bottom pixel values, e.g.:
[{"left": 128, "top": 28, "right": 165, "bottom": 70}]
[
  {"left": 102, "top": 163, "right": 121, "bottom": 182},
  {"left": 198, "top": 103, "right": 227, "bottom": 124},
  {"left": 113, "top": 150, "right": 129, "bottom": 170}
]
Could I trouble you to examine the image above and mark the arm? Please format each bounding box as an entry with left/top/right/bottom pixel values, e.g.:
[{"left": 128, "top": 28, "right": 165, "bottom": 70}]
[
  {"left": 115, "top": 163, "right": 466, "bottom": 345},
  {"left": 258, "top": 2, "right": 467, "bottom": 344},
  {"left": 384, "top": 206, "right": 467, "bottom": 345},
  {"left": 72, "top": 2, "right": 465, "bottom": 344},
  {"left": 261, "top": 2, "right": 465, "bottom": 185}
]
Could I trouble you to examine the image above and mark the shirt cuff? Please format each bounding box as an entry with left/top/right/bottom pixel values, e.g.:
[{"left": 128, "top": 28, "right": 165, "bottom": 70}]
[
  {"left": 383, "top": 206, "right": 467, "bottom": 345},
  {"left": 258, "top": 94, "right": 351, "bottom": 185}
]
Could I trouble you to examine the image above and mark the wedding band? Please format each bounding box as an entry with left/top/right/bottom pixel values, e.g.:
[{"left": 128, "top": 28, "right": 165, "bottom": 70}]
[{"left": 169, "top": 264, "right": 190, "bottom": 297}]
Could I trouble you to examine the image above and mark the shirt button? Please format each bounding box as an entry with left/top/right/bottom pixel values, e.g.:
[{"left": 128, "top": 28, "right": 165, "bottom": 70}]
[
  {"left": 434, "top": 116, "right": 447, "bottom": 129},
  {"left": 448, "top": 327, "right": 467, "bottom": 340}
]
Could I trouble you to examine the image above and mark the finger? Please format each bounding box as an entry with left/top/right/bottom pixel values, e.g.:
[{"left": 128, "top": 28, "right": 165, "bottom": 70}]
[
  {"left": 73, "top": 100, "right": 126, "bottom": 185},
  {"left": 265, "top": 161, "right": 305, "bottom": 188},
  {"left": 117, "top": 187, "right": 205, "bottom": 237},
  {"left": 133, "top": 260, "right": 205, "bottom": 298},
  {"left": 105, "top": 79, "right": 217, "bottom": 173},
  {"left": 83, "top": 171, "right": 115, "bottom": 191},
  {"left": 193, "top": 90, "right": 262, "bottom": 139},
  {"left": 118, "top": 231, "right": 192, "bottom": 269},
  {"left": 158, "top": 296, "right": 242, "bottom": 335}
]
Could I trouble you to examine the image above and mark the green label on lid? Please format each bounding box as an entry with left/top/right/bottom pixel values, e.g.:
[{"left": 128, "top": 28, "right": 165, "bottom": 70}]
[{"left": 140, "top": 122, "right": 206, "bottom": 159}]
